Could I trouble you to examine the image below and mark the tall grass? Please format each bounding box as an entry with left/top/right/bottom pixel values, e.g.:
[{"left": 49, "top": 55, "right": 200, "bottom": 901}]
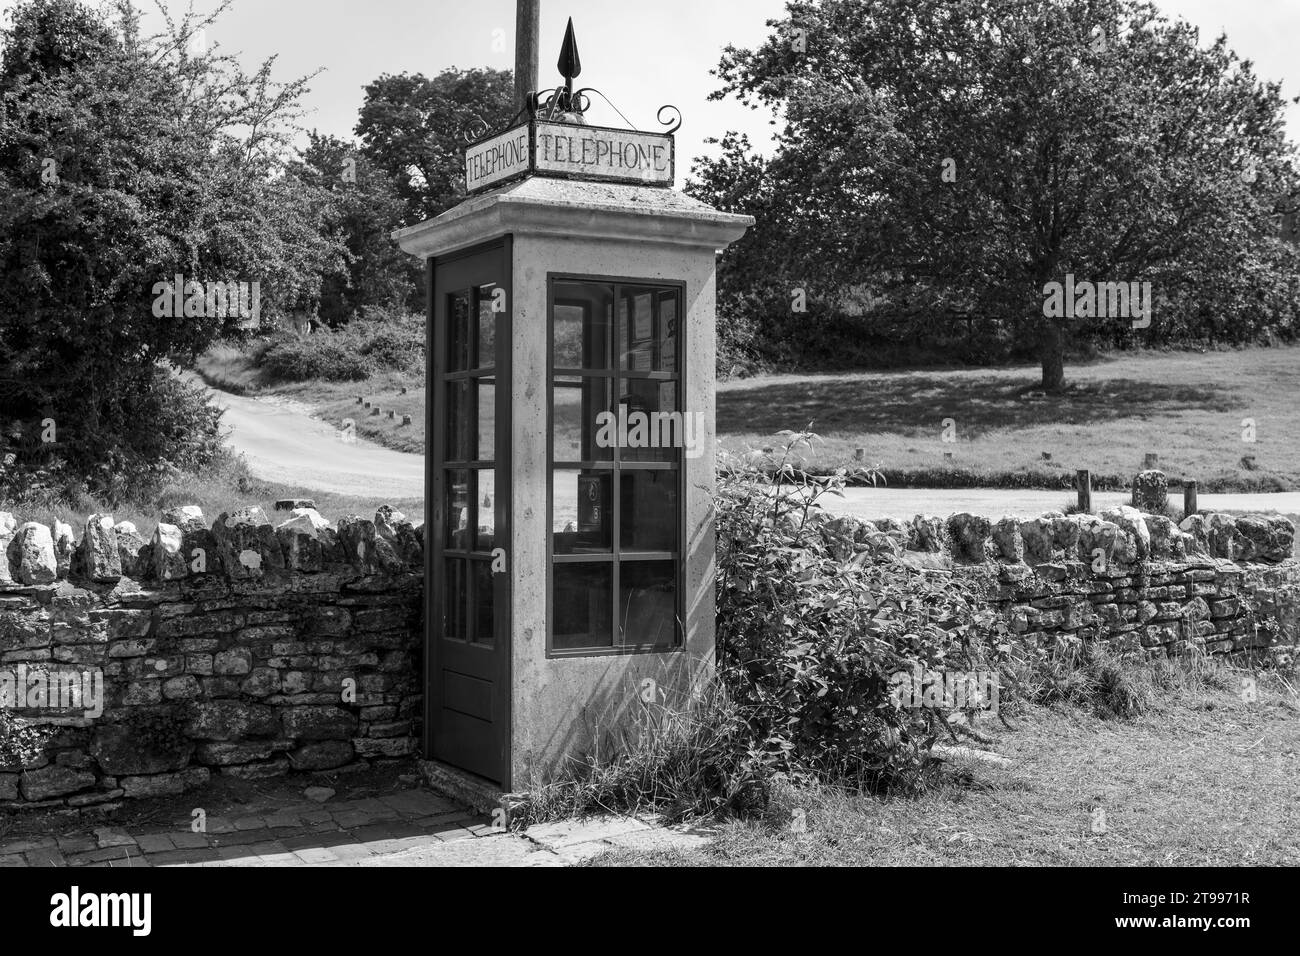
[
  {"left": 1000, "top": 636, "right": 1239, "bottom": 719},
  {"left": 514, "top": 676, "right": 773, "bottom": 826}
]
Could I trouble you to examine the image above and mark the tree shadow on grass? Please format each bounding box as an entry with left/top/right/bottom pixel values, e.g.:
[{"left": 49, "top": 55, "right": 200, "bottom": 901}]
[{"left": 717, "top": 374, "right": 1242, "bottom": 437}]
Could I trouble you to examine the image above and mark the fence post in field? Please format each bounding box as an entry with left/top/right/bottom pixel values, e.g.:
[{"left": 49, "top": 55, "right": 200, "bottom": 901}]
[
  {"left": 1077, "top": 469, "right": 1092, "bottom": 514},
  {"left": 1184, "top": 480, "right": 1199, "bottom": 517}
]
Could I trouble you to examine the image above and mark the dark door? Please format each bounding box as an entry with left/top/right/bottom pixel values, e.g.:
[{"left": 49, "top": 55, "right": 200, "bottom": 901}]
[{"left": 426, "top": 239, "right": 511, "bottom": 785}]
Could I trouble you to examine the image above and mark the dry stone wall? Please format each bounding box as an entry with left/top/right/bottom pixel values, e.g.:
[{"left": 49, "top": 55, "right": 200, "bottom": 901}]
[
  {"left": 818, "top": 507, "right": 1299, "bottom": 662},
  {"left": 0, "top": 505, "right": 423, "bottom": 810}
]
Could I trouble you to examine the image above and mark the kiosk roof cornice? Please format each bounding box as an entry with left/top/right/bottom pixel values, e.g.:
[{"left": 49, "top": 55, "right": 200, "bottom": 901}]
[{"left": 394, "top": 177, "right": 753, "bottom": 260}]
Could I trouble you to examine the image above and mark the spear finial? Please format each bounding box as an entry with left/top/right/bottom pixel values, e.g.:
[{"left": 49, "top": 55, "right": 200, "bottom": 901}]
[{"left": 558, "top": 17, "right": 581, "bottom": 85}]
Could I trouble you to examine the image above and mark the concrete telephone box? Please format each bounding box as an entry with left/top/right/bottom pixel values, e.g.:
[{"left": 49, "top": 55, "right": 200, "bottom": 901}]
[{"left": 395, "top": 33, "right": 751, "bottom": 794}]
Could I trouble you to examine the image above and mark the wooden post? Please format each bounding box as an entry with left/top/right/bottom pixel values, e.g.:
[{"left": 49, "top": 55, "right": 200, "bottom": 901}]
[
  {"left": 514, "top": 0, "right": 541, "bottom": 111},
  {"left": 1184, "top": 480, "right": 1198, "bottom": 517},
  {"left": 1077, "top": 469, "right": 1092, "bottom": 513}
]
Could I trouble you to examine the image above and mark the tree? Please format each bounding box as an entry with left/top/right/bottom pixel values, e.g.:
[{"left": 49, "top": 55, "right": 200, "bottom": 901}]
[
  {"left": 292, "top": 132, "right": 423, "bottom": 325},
  {"left": 694, "top": 0, "right": 1300, "bottom": 389},
  {"left": 355, "top": 67, "right": 515, "bottom": 225},
  {"left": 0, "top": 0, "right": 343, "bottom": 498}
]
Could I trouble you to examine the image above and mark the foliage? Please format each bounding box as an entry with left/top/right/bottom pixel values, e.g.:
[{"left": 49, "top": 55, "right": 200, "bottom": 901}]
[
  {"left": 0, "top": 369, "right": 225, "bottom": 506},
  {"left": 291, "top": 133, "right": 423, "bottom": 325},
  {"left": 715, "top": 429, "right": 1009, "bottom": 790},
  {"left": 256, "top": 310, "right": 423, "bottom": 383},
  {"left": 691, "top": 0, "right": 1300, "bottom": 386},
  {"left": 355, "top": 67, "right": 515, "bottom": 225},
  {"left": 0, "top": 0, "right": 344, "bottom": 497}
]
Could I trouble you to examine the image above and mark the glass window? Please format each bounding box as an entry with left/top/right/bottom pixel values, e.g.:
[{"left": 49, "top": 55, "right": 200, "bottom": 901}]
[
  {"left": 476, "top": 284, "right": 498, "bottom": 368},
  {"left": 476, "top": 379, "right": 495, "bottom": 461},
  {"left": 473, "top": 561, "right": 495, "bottom": 646},
  {"left": 620, "top": 471, "right": 678, "bottom": 551},
  {"left": 477, "top": 471, "right": 496, "bottom": 551},
  {"left": 445, "top": 469, "right": 471, "bottom": 550},
  {"left": 448, "top": 291, "right": 471, "bottom": 372},
  {"left": 549, "top": 279, "right": 684, "bottom": 654},
  {"left": 554, "top": 283, "right": 612, "bottom": 370},
  {"left": 620, "top": 561, "right": 676, "bottom": 647},
  {"left": 446, "top": 381, "right": 471, "bottom": 461},
  {"left": 554, "top": 564, "right": 613, "bottom": 651}
]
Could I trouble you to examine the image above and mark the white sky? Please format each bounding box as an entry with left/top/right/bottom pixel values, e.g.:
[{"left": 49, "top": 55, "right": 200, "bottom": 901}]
[{"left": 1, "top": 0, "right": 1296, "bottom": 186}]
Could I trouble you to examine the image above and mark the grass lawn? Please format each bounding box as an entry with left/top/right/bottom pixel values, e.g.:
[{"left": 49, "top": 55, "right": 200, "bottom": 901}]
[
  {"left": 588, "top": 678, "right": 1300, "bottom": 866},
  {"left": 197, "top": 345, "right": 1300, "bottom": 493}
]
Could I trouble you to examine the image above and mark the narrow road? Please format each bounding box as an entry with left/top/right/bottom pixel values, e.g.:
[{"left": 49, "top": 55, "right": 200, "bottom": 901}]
[
  {"left": 188, "top": 374, "right": 425, "bottom": 500},
  {"left": 191, "top": 376, "right": 1300, "bottom": 517},
  {"left": 822, "top": 487, "right": 1300, "bottom": 521}
]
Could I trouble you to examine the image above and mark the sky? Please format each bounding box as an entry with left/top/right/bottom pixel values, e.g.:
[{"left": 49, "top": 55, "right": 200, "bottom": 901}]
[{"left": 1, "top": 0, "right": 1297, "bottom": 187}]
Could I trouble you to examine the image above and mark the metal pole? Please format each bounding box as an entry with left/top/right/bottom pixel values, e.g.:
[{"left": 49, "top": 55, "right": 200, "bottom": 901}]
[{"left": 514, "top": 0, "right": 540, "bottom": 111}]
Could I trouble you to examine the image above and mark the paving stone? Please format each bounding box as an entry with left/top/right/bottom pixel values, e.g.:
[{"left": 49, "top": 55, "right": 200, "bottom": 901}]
[
  {"left": 212, "top": 828, "right": 278, "bottom": 847},
  {"left": 359, "top": 836, "right": 441, "bottom": 855},
  {"left": 216, "top": 845, "right": 262, "bottom": 862},
  {"left": 146, "top": 847, "right": 221, "bottom": 866},
  {"left": 413, "top": 811, "right": 476, "bottom": 828},
  {"left": 171, "top": 832, "right": 210, "bottom": 849},
  {"left": 332, "top": 810, "right": 378, "bottom": 828},
  {"left": 68, "top": 847, "right": 144, "bottom": 865},
  {"left": 0, "top": 854, "right": 26, "bottom": 867},
  {"left": 602, "top": 824, "right": 716, "bottom": 853},
  {"left": 263, "top": 812, "right": 304, "bottom": 829},
  {"left": 56, "top": 835, "right": 97, "bottom": 854},
  {"left": 524, "top": 816, "right": 653, "bottom": 850},
  {"left": 379, "top": 789, "right": 458, "bottom": 816},
  {"left": 257, "top": 850, "right": 299, "bottom": 866},
  {"left": 327, "top": 841, "right": 378, "bottom": 861},
  {"left": 93, "top": 827, "right": 137, "bottom": 849},
  {"left": 21, "top": 848, "right": 68, "bottom": 867},
  {"left": 134, "top": 833, "right": 176, "bottom": 854},
  {"left": 232, "top": 815, "right": 267, "bottom": 831},
  {"left": 292, "top": 847, "right": 339, "bottom": 865},
  {"left": 345, "top": 797, "right": 400, "bottom": 818},
  {"left": 1, "top": 837, "right": 57, "bottom": 853},
  {"left": 300, "top": 809, "right": 335, "bottom": 824}
]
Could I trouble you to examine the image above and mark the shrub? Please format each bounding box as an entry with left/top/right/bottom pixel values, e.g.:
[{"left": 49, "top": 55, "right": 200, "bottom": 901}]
[
  {"left": 0, "top": 370, "right": 225, "bottom": 507},
  {"left": 348, "top": 309, "right": 424, "bottom": 376},
  {"left": 261, "top": 334, "right": 372, "bottom": 382},
  {"left": 715, "top": 430, "right": 1010, "bottom": 792}
]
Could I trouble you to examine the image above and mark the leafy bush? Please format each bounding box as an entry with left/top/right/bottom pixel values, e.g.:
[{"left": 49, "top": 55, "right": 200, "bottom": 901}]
[
  {"left": 715, "top": 430, "right": 1009, "bottom": 792},
  {"left": 261, "top": 334, "right": 373, "bottom": 382},
  {"left": 255, "top": 311, "right": 423, "bottom": 383},
  {"left": 348, "top": 309, "right": 424, "bottom": 376},
  {"left": 0, "top": 370, "right": 225, "bottom": 507}
]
